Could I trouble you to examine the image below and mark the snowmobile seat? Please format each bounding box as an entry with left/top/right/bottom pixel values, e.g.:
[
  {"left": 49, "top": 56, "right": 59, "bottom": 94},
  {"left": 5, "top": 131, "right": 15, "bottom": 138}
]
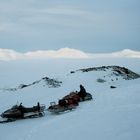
[{"left": 59, "top": 99, "right": 68, "bottom": 107}]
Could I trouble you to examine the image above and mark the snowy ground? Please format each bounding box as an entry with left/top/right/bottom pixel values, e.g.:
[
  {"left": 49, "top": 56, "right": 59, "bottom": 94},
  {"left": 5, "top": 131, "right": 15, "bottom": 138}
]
[{"left": 0, "top": 58, "right": 140, "bottom": 140}]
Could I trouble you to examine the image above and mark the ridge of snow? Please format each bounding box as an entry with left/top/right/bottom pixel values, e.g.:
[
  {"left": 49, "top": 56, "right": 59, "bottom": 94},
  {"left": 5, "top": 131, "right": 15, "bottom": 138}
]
[
  {"left": 71, "top": 65, "right": 140, "bottom": 80},
  {"left": 0, "top": 76, "right": 62, "bottom": 92},
  {"left": 1, "top": 65, "right": 139, "bottom": 92}
]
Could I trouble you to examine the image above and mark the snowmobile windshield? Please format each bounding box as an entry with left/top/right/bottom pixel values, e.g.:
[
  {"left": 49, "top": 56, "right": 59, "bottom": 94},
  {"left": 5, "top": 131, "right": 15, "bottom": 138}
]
[{"left": 11, "top": 105, "right": 18, "bottom": 109}]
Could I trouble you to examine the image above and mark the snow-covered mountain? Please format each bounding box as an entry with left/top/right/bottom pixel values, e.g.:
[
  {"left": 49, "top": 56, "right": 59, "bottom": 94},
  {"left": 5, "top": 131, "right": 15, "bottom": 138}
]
[
  {"left": 0, "top": 59, "right": 140, "bottom": 140},
  {"left": 0, "top": 76, "right": 62, "bottom": 92},
  {"left": 1, "top": 65, "right": 139, "bottom": 92}
]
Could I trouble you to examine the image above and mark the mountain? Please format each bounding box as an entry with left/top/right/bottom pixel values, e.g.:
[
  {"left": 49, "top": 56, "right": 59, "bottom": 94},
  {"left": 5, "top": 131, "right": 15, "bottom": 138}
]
[
  {"left": 1, "top": 76, "right": 62, "bottom": 92},
  {"left": 1, "top": 65, "right": 139, "bottom": 92},
  {"left": 70, "top": 65, "right": 140, "bottom": 80}
]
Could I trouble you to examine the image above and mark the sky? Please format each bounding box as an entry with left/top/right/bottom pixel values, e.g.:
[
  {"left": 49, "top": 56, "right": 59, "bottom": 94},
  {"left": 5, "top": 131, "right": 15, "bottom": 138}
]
[{"left": 0, "top": 0, "right": 140, "bottom": 53}]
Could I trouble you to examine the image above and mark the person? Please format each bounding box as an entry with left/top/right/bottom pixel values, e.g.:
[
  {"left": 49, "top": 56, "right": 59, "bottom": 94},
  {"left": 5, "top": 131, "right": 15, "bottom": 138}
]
[
  {"left": 37, "top": 102, "right": 40, "bottom": 111},
  {"left": 78, "top": 85, "right": 87, "bottom": 101},
  {"left": 18, "top": 103, "right": 23, "bottom": 110},
  {"left": 18, "top": 103, "right": 24, "bottom": 117}
]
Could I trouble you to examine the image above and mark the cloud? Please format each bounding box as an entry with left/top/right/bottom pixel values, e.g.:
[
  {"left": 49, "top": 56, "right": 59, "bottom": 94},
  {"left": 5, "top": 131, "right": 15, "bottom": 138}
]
[
  {"left": 111, "top": 49, "right": 140, "bottom": 58},
  {"left": 0, "top": 48, "right": 23, "bottom": 61},
  {"left": 0, "top": 48, "right": 140, "bottom": 61},
  {"left": 0, "top": 1, "right": 139, "bottom": 53},
  {"left": 88, "top": 49, "right": 140, "bottom": 58},
  {"left": 0, "top": 48, "right": 89, "bottom": 61},
  {"left": 24, "top": 48, "right": 89, "bottom": 59}
]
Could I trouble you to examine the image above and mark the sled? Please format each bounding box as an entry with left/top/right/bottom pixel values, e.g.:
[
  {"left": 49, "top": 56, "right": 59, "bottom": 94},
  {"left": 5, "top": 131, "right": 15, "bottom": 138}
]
[{"left": 47, "top": 102, "right": 76, "bottom": 114}]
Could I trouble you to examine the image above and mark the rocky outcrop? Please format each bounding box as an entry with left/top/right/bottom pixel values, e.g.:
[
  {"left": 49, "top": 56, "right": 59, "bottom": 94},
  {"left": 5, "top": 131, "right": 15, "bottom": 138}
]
[
  {"left": 70, "top": 66, "right": 140, "bottom": 80},
  {"left": 2, "top": 77, "right": 62, "bottom": 92}
]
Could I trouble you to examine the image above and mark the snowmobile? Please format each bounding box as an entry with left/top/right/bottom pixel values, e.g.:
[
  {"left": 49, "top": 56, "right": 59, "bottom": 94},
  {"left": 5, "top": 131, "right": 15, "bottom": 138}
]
[
  {"left": 47, "top": 99, "right": 78, "bottom": 114},
  {"left": 0, "top": 102, "right": 46, "bottom": 123},
  {"left": 63, "top": 91, "right": 81, "bottom": 102},
  {"left": 63, "top": 91, "right": 93, "bottom": 102},
  {"left": 48, "top": 91, "right": 92, "bottom": 114}
]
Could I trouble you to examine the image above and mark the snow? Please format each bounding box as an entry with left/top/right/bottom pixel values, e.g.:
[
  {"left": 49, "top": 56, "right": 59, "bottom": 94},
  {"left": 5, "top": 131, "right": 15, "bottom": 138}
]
[{"left": 0, "top": 58, "right": 140, "bottom": 140}]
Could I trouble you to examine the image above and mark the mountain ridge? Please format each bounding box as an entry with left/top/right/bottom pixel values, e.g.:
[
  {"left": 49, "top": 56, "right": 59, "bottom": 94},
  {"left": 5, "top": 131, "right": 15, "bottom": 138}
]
[{"left": 1, "top": 65, "right": 139, "bottom": 92}]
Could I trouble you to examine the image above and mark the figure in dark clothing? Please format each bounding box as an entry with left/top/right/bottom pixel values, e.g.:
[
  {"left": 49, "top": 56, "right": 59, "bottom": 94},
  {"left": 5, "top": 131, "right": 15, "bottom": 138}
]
[
  {"left": 18, "top": 103, "right": 24, "bottom": 117},
  {"left": 37, "top": 102, "right": 40, "bottom": 111},
  {"left": 18, "top": 103, "right": 23, "bottom": 110},
  {"left": 78, "top": 85, "right": 87, "bottom": 101},
  {"left": 80, "top": 85, "right": 86, "bottom": 94}
]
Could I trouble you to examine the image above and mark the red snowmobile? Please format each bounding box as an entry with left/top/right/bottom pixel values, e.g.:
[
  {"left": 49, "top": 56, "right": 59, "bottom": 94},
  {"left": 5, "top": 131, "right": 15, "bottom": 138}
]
[
  {"left": 0, "top": 102, "right": 46, "bottom": 123},
  {"left": 63, "top": 91, "right": 93, "bottom": 102},
  {"left": 47, "top": 90, "right": 92, "bottom": 114}
]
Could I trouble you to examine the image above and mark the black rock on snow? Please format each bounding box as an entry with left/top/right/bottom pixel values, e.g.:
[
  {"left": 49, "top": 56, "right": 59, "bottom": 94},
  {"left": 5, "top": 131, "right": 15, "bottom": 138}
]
[{"left": 70, "top": 65, "right": 140, "bottom": 80}]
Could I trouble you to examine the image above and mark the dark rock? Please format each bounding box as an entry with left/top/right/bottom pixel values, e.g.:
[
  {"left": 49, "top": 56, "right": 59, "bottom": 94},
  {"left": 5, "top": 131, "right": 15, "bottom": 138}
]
[
  {"left": 97, "top": 78, "right": 106, "bottom": 83},
  {"left": 110, "top": 86, "right": 117, "bottom": 89},
  {"left": 42, "top": 77, "right": 62, "bottom": 88},
  {"left": 70, "top": 71, "right": 75, "bottom": 74},
  {"left": 19, "top": 84, "right": 28, "bottom": 89}
]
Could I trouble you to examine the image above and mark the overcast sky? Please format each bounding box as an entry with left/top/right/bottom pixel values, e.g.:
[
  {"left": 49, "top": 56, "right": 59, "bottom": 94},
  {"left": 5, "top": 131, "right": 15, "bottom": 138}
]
[{"left": 0, "top": 0, "right": 139, "bottom": 53}]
